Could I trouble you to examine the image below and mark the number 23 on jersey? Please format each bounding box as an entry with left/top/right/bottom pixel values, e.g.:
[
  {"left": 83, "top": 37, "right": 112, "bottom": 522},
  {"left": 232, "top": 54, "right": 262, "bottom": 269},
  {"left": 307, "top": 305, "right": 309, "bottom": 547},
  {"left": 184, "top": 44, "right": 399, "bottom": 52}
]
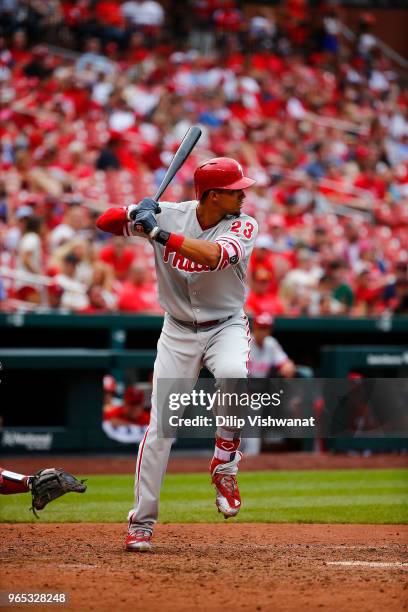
[{"left": 230, "top": 220, "right": 255, "bottom": 240}]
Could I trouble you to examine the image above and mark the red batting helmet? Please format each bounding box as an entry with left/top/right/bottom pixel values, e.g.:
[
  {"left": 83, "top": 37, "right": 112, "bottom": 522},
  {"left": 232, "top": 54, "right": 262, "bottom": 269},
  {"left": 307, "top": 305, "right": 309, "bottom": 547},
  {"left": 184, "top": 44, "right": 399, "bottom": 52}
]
[{"left": 194, "top": 157, "right": 256, "bottom": 199}]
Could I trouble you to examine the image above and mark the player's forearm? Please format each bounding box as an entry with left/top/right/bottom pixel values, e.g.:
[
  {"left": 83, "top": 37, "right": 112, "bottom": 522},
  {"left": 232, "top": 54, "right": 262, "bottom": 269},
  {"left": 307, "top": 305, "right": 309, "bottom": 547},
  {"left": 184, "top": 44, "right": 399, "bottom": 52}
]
[{"left": 177, "top": 238, "right": 221, "bottom": 269}]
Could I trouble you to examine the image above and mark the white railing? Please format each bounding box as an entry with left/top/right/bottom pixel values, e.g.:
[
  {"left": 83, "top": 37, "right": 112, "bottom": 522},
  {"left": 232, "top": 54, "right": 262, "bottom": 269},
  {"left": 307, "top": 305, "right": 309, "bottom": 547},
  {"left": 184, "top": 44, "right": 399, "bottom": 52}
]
[{"left": 0, "top": 267, "right": 87, "bottom": 294}]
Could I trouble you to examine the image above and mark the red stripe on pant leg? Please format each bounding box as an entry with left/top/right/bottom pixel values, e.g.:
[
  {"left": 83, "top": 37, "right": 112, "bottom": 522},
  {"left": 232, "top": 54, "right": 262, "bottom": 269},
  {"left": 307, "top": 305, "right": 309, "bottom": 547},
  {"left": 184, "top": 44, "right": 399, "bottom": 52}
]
[
  {"left": 243, "top": 315, "right": 251, "bottom": 377},
  {"left": 135, "top": 427, "right": 149, "bottom": 505}
]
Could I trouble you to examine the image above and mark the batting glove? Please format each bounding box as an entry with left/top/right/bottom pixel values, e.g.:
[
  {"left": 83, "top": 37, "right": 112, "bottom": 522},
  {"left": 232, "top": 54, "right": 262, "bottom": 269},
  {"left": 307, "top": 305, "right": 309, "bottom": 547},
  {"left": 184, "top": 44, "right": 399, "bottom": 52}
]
[
  {"left": 132, "top": 210, "right": 159, "bottom": 236},
  {"left": 128, "top": 198, "right": 161, "bottom": 221}
]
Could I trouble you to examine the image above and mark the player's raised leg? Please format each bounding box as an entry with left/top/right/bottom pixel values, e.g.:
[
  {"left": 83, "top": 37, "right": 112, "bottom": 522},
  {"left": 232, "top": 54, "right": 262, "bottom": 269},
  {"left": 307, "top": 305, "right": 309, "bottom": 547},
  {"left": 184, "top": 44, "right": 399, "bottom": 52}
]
[{"left": 203, "top": 312, "right": 251, "bottom": 518}]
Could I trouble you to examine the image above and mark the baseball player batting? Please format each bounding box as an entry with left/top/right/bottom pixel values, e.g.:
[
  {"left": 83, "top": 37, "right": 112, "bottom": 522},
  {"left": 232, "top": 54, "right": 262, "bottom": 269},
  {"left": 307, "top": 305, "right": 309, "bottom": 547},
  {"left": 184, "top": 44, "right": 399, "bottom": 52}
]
[{"left": 96, "top": 157, "right": 257, "bottom": 551}]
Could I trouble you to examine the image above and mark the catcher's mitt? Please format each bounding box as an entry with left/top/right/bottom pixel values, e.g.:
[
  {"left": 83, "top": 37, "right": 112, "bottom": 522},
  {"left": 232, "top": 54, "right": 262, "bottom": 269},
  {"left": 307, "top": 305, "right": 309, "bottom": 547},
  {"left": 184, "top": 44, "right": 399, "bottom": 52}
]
[{"left": 29, "top": 468, "right": 87, "bottom": 518}]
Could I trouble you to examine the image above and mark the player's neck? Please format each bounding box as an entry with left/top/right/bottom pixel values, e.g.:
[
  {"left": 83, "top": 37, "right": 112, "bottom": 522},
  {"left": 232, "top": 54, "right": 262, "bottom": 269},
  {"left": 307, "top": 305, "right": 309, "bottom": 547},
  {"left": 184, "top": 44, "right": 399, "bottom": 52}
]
[{"left": 196, "top": 202, "right": 224, "bottom": 230}]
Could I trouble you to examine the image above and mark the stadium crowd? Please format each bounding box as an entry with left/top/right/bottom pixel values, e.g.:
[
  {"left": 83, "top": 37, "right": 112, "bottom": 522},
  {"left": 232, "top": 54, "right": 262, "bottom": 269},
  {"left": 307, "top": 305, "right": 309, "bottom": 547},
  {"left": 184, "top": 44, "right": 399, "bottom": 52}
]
[{"left": 0, "top": 0, "right": 407, "bottom": 316}]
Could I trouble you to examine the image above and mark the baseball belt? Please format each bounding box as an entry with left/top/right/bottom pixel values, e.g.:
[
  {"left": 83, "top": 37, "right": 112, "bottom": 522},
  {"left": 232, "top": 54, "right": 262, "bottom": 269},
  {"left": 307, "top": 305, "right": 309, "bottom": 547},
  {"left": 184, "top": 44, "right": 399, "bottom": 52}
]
[{"left": 170, "top": 315, "right": 233, "bottom": 331}]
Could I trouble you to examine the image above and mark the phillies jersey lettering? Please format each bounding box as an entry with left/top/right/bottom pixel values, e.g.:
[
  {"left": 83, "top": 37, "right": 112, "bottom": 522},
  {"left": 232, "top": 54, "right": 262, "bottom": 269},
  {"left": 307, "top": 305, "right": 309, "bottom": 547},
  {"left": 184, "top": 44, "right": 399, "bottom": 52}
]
[
  {"left": 163, "top": 247, "right": 211, "bottom": 272},
  {"left": 147, "top": 200, "right": 258, "bottom": 322}
]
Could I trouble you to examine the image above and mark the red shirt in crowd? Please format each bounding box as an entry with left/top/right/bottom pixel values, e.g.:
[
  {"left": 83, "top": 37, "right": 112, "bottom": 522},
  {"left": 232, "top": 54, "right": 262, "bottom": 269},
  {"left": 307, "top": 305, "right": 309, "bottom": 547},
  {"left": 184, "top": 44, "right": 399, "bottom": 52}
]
[
  {"left": 117, "top": 281, "right": 161, "bottom": 313},
  {"left": 99, "top": 243, "right": 135, "bottom": 280},
  {"left": 245, "top": 290, "right": 285, "bottom": 316},
  {"left": 103, "top": 405, "right": 150, "bottom": 426}
]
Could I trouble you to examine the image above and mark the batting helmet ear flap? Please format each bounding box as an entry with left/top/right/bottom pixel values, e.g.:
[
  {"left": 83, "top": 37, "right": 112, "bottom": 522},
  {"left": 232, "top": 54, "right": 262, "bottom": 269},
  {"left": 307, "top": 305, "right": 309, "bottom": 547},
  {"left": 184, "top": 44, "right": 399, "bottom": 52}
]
[{"left": 194, "top": 157, "right": 255, "bottom": 199}]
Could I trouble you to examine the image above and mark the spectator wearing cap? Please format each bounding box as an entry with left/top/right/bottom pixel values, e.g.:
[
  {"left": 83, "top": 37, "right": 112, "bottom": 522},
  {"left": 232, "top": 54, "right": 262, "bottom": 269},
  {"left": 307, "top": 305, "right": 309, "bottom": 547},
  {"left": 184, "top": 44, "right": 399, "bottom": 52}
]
[
  {"left": 46, "top": 281, "right": 65, "bottom": 311},
  {"left": 245, "top": 267, "right": 285, "bottom": 317},
  {"left": 268, "top": 214, "right": 293, "bottom": 253},
  {"left": 250, "top": 313, "right": 296, "bottom": 379},
  {"left": 103, "top": 386, "right": 150, "bottom": 426},
  {"left": 250, "top": 235, "right": 274, "bottom": 276}
]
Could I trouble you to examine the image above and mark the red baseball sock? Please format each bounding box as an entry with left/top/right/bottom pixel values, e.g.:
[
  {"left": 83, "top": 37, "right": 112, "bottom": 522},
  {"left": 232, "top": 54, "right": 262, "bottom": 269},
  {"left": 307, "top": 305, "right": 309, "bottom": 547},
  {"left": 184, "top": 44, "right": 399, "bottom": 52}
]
[{"left": 210, "top": 436, "right": 241, "bottom": 472}]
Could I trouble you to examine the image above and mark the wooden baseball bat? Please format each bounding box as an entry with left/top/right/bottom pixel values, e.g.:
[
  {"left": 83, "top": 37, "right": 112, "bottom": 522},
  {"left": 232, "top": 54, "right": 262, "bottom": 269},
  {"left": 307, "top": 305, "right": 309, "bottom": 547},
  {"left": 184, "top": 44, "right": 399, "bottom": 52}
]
[{"left": 153, "top": 126, "right": 202, "bottom": 201}]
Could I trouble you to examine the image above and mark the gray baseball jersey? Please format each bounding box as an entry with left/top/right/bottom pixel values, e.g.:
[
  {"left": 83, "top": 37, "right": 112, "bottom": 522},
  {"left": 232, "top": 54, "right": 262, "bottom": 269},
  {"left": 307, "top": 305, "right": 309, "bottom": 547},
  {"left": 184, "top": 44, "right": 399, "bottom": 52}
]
[
  {"left": 125, "top": 199, "right": 258, "bottom": 530},
  {"left": 126, "top": 200, "right": 258, "bottom": 321}
]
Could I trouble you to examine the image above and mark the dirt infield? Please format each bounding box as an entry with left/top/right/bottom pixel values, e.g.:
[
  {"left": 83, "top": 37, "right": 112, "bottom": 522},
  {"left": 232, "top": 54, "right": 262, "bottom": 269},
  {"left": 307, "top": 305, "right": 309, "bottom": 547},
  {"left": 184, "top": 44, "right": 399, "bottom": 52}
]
[
  {"left": 2, "top": 524, "right": 407, "bottom": 612},
  {"left": 4, "top": 452, "right": 408, "bottom": 476}
]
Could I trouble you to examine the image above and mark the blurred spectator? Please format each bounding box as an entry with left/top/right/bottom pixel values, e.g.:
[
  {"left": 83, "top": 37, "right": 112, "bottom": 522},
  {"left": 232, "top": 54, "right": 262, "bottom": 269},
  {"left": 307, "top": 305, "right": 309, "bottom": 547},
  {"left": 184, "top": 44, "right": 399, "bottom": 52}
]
[
  {"left": 280, "top": 249, "right": 321, "bottom": 307},
  {"left": 91, "top": 259, "right": 117, "bottom": 307},
  {"left": 49, "top": 205, "right": 85, "bottom": 252},
  {"left": 98, "top": 236, "right": 135, "bottom": 281},
  {"left": 393, "top": 281, "right": 408, "bottom": 314},
  {"left": 46, "top": 281, "right": 65, "bottom": 311},
  {"left": 308, "top": 275, "right": 343, "bottom": 316},
  {"left": 55, "top": 253, "right": 89, "bottom": 311},
  {"left": 103, "top": 386, "right": 150, "bottom": 426},
  {"left": 353, "top": 268, "right": 383, "bottom": 316},
  {"left": 96, "top": 137, "right": 121, "bottom": 171},
  {"left": 103, "top": 374, "right": 118, "bottom": 408},
  {"left": 79, "top": 283, "right": 112, "bottom": 313},
  {"left": 117, "top": 263, "right": 162, "bottom": 313},
  {"left": 267, "top": 215, "right": 293, "bottom": 253},
  {"left": 249, "top": 313, "right": 296, "bottom": 379},
  {"left": 76, "top": 37, "right": 115, "bottom": 74},
  {"left": 4, "top": 206, "right": 35, "bottom": 253},
  {"left": 329, "top": 259, "right": 354, "bottom": 314},
  {"left": 121, "top": 0, "right": 164, "bottom": 38},
  {"left": 383, "top": 262, "right": 408, "bottom": 307},
  {"left": 14, "top": 215, "right": 44, "bottom": 302},
  {"left": 246, "top": 267, "right": 285, "bottom": 317}
]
